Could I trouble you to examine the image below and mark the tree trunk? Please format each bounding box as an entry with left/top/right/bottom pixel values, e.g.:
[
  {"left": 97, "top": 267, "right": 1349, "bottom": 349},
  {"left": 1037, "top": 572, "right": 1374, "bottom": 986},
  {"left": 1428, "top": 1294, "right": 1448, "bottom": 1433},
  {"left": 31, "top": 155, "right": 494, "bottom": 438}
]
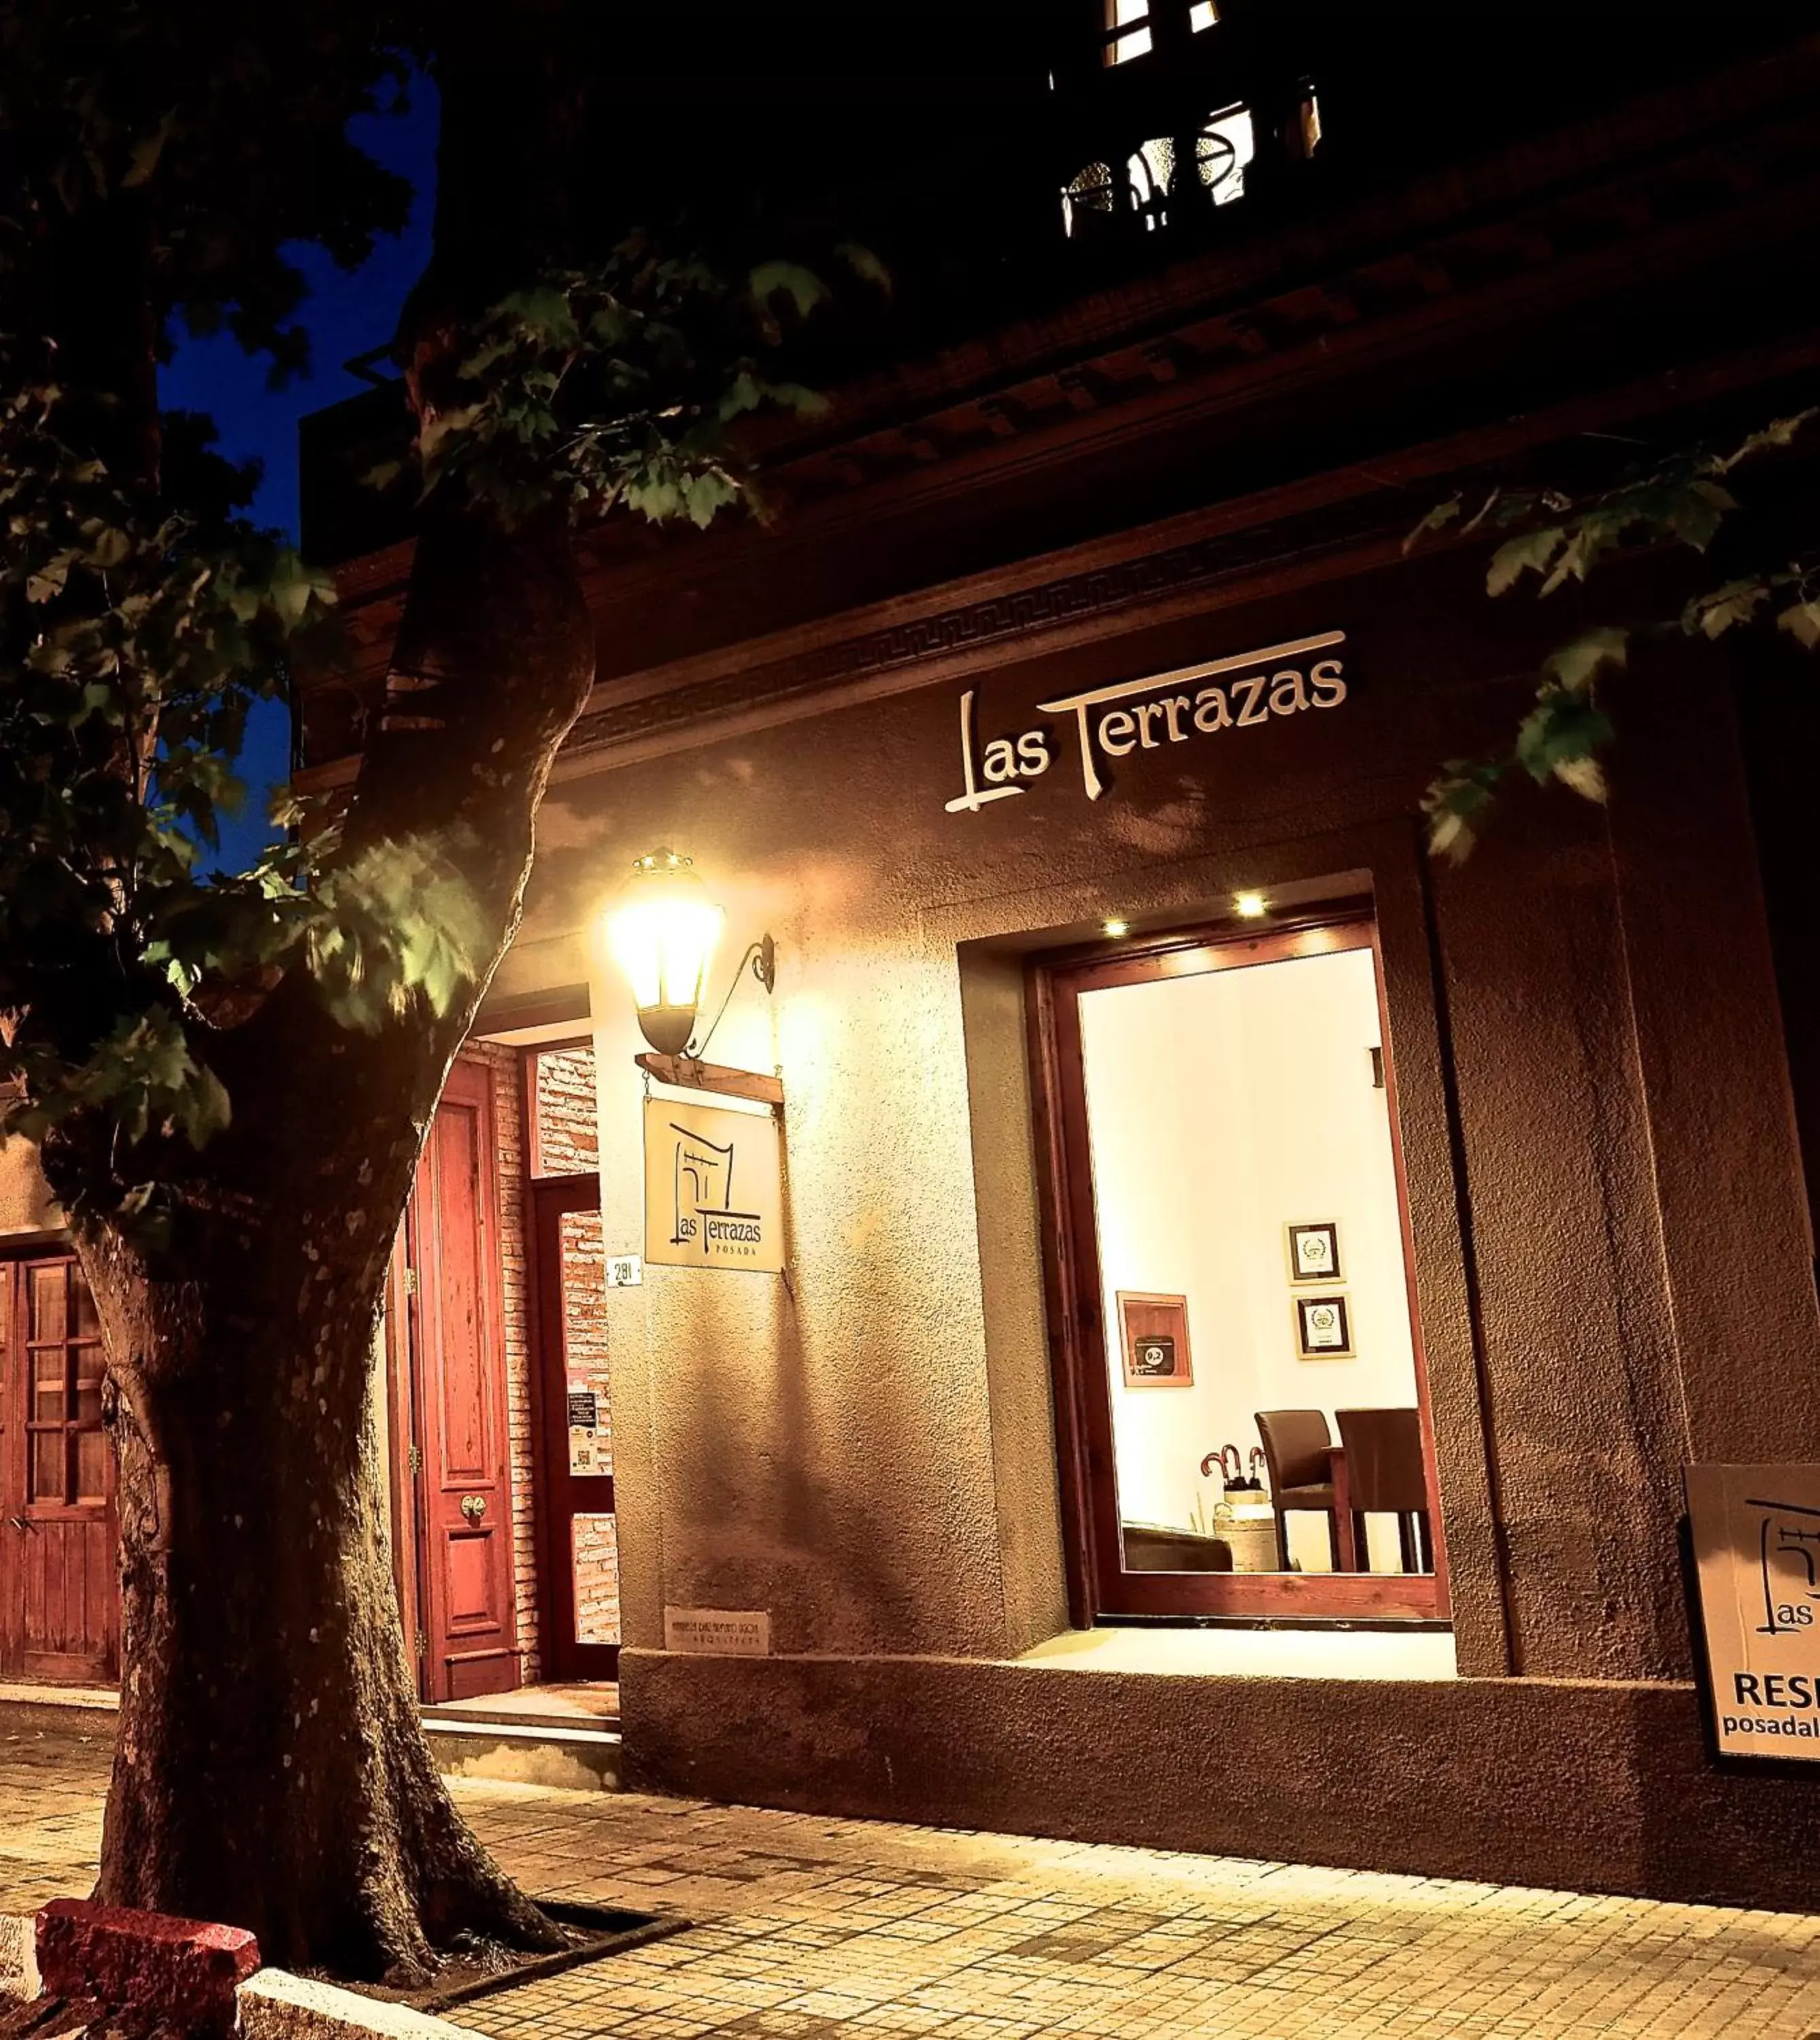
[
  {"left": 80, "top": 1227, "right": 560, "bottom": 1982},
  {"left": 45, "top": 505, "right": 597, "bottom": 1981}
]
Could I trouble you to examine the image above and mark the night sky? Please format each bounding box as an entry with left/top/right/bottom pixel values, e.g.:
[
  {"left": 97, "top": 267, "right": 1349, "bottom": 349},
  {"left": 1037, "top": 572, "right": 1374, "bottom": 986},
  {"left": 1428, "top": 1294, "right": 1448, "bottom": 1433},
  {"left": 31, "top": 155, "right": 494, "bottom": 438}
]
[{"left": 158, "top": 73, "right": 439, "bottom": 869}]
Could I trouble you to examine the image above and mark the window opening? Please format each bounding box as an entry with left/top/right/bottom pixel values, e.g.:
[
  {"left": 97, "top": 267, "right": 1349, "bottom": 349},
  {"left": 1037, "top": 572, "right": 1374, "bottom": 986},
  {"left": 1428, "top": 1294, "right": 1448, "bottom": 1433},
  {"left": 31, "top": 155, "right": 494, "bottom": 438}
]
[
  {"left": 1038, "top": 919, "right": 1447, "bottom": 1625},
  {"left": 1103, "top": 0, "right": 1151, "bottom": 65},
  {"left": 1062, "top": 160, "right": 1118, "bottom": 239},
  {"left": 20, "top": 1260, "right": 106, "bottom": 1508},
  {"left": 1197, "top": 103, "right": 1255, "bottom": 205},
  {"left": 1128, "top": 137, "right": 1175, "bottom": 231}
]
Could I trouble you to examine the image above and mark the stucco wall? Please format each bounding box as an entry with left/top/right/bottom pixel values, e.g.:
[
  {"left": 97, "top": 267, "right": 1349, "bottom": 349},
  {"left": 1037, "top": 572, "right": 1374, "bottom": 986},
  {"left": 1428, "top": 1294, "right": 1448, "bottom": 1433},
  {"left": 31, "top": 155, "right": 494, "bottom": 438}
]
[
  {"left": 622, "top": 1649, "right": 1820, "bottom": 1914},
  {"left": 0, "top": 1135, "right": 60, "bottom": 1240},
  {"left": 499, "top": 545, "right": 1820, "bottom": 1883}
]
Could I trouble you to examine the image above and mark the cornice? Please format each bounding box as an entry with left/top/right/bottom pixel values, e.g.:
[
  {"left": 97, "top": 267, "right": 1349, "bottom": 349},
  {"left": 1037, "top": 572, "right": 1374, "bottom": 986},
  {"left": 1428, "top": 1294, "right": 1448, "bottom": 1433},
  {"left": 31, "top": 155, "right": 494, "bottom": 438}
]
[
  {"left": 547, "top": 330, "right": 1820, "bottom": 778},
  {"left": 303, "top": 46, "right": 1820, "bottom": 778}
]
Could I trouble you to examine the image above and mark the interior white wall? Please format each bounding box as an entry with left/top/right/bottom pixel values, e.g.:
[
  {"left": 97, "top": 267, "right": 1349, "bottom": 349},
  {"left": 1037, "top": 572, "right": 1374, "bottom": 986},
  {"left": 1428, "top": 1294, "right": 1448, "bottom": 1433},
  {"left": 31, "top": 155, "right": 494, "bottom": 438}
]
[{"left": 1077, "top": 945, "right": 1420, "bottom": 1571}]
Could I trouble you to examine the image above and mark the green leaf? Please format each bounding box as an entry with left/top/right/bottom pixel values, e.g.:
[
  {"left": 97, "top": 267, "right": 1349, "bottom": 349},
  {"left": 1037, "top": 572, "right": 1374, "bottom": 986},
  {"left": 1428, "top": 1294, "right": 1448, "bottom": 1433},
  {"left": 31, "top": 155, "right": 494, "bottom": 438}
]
[
  {"left": 749, "top": 261, "right": 828, "bottom": 320},
  {"left": 836, "top": 241, "right": 892, "bottom": 294},
  {"left": 120, "top": 112, "right": 177, "bottom": 188},
  {"left": 1542, "top": 626, "right": 1628, "bottom": 692},
  {"left": 1403, "top": 496, "right": 1462, "bottom": 555},
  {"left": 1515, "top": 688, "right": 1614, "bottom": 795},
  {"left": 1683, "top": 578, "right": 1770, "bottom": 639},
  {"left": 1661, "top": 477, "right": 1736, "bottom": 554},
  {"left": 1487, "top": 526, "right": 1565, "bottom": 596},
  {"left": 498, "top": 285, "right": 580, "bottom": 350},
  {"left": 1778, "top": 600, "right": 1820, "bottom": 651},
  {"left": 1422, "top": 757, "right": 1506, "bottom": 863},
  {"left": 1714, "top": 407, "right": 1819, "bottom": 474}
]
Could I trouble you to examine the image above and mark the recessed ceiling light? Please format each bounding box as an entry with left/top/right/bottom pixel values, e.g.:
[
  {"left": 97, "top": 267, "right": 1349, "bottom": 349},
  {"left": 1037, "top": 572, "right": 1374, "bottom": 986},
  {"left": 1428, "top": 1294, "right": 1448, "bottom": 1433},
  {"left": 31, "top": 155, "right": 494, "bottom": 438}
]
[
  {"left": 1103, "top": 919, "right": 1130, "bottom": 938},
  {"left": 1233, "top": 891, "right": 1268, "bottom": 920}
]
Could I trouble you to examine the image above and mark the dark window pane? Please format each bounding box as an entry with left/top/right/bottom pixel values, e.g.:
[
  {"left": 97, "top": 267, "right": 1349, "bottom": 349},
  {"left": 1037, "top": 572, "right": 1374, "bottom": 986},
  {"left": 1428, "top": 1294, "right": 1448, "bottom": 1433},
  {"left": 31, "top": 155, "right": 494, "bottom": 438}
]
[
  {"left": 71, "top": 1274, "right": 99, "bottom": 1340},
  {"left": 31, "top": 1430, "right": 65, "bottom": 1501},
  {"left": 32, "top": 1350, "right": 65, "bottom": 1422},
  {"left": 29, "top": 1264, "right": 66, "bottom": 1342},
  {"left": 74, "top": 1428, "right": 107, "bottom": 1503}
]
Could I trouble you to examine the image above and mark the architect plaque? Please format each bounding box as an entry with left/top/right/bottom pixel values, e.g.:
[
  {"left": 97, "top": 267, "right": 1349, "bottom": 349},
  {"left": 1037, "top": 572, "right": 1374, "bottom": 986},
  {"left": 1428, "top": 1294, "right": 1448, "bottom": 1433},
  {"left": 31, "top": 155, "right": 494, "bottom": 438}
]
[
  {"left": 642, "top": 1095, "right": 784, "bottom": 1273},
  {"left": 1687, "top": 1463, "right": 1820, "bottom": 1762},
  {"left": 663, "top": 1607, "right": 772, "bottom": 1656}
]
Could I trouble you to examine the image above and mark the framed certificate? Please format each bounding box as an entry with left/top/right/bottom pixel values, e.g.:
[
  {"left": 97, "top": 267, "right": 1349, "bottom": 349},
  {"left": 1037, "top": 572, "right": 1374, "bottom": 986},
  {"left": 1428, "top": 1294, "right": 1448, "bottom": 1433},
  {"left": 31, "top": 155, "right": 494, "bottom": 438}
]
[{"left": 1293, "top": 1292, "right": 1353, "bottom": 1359}]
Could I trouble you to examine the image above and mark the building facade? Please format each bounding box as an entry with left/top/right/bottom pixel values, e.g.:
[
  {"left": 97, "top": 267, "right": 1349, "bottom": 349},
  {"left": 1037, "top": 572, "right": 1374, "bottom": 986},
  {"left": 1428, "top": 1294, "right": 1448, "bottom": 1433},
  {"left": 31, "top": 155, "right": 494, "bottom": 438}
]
[{"left": 9, "top": 0, "right": 1820, "bottom": 1908}]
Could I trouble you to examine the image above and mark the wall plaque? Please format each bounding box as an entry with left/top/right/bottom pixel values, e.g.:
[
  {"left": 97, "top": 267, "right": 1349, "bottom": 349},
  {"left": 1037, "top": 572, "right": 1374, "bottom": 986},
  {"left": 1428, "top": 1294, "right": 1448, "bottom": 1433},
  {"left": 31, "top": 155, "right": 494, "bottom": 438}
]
[
  {"left": 1116, "top": 1291, "right": 1194, "bottom": 1389},
  {"left": 643, "top": 1095, "right": 784, "bottom": 1274},
  {"left": 1687, "top": 1463, "right": 1820, "bottom": 1761},
  {"left": 663, "top": 1606, "right": 773, "bottom": 1656}
]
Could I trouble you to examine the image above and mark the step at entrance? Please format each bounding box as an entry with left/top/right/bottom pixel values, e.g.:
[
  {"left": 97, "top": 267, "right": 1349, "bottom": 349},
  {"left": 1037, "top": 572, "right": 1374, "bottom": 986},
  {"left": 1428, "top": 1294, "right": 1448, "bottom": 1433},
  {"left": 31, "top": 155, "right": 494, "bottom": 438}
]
[{"left": 419, "top": 1680, "right": 621, "bottom": 1793}]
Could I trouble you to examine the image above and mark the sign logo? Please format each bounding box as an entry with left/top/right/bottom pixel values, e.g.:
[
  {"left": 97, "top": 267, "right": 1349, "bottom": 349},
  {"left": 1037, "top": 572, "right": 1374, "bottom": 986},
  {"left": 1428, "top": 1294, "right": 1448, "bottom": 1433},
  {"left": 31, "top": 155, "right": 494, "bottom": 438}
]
[
  {"left": 1132, "top": 1337, "right": 1177, "bottom": 1378},
  {"left": 1687, "top": 1464, "right": 1820, "bottom": 1761},
  {"left": 945, "top": 630, "right": 1348, "bottom": 813},
  {"left": 642, "top": 1095, "right": 784, "bottom": 1273}
]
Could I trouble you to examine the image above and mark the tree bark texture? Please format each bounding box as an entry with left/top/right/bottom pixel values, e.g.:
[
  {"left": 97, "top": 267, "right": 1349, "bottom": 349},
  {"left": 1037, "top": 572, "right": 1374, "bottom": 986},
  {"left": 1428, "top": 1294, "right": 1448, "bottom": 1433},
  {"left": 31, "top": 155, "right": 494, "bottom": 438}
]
[{"left": 44, "top": 507, "right": 596, "bottom": 1980}]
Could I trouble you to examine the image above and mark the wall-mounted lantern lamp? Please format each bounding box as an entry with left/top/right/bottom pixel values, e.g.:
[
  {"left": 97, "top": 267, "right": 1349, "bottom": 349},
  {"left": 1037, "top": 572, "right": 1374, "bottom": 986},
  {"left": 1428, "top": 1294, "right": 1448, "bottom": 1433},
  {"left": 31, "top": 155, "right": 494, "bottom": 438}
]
[{"left": 607, "top": 848, "right": 776, "bottom": 1062}]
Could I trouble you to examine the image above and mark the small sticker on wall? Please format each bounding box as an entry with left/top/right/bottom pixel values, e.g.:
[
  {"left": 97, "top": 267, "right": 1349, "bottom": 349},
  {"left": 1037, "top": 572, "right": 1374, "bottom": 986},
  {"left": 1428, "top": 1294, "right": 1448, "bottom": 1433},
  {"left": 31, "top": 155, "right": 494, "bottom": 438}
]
[{"left": 663, "top": 1606, "right": 773, "bottom": 1656}]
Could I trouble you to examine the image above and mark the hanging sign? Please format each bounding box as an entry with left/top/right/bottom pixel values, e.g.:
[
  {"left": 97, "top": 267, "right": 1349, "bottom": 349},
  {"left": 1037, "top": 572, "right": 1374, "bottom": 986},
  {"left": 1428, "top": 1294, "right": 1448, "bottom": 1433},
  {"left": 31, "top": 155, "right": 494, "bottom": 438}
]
[
  {"left": 1687, "top": 1464, "right": 1820, "bottom": 1761},
  {"left": 643, "top": 1095, "right": 784, "bottom": 1274},
  {"left": 943, "top": 630, "right": 1349, "bottom": 814}
]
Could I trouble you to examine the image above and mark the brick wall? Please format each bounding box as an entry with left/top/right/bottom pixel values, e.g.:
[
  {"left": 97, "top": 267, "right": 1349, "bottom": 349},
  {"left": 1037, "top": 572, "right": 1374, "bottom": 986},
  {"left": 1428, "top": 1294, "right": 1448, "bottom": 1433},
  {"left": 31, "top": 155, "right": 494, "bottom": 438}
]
[
  {"left": 538, "top": 1047, "right": 621, "bottom": 1650},
  {"left": 554, "top": 1199, "right": 620, "bottom": 1646},
  {"left": 533, "top": 1048, "right": 599, "bottom": 1175}
]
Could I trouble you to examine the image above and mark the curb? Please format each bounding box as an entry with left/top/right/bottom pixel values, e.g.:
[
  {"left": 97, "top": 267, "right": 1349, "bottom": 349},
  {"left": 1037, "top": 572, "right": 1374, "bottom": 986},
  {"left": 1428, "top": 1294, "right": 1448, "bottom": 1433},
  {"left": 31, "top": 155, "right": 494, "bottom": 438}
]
[
  {"left": 2, "top": 1914, "right": 488, "bottom": 2039},
  {"left": 240, "top": 1969, "right": 490, "bottom": 2039},
  {"left": 0, "top": 1913, "right": 39, "bottom": 2001}
]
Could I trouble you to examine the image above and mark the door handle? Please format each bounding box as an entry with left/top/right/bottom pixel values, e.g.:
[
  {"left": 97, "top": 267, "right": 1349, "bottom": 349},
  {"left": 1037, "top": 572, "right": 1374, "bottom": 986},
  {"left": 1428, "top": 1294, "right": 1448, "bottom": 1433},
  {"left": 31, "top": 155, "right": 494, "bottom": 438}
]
[
  {"left": 459, "top": 1495, "right": 488, "bottom": 1523},
  {"left": 7, "top": 1516, "right": 30, "bottom": 1533}
]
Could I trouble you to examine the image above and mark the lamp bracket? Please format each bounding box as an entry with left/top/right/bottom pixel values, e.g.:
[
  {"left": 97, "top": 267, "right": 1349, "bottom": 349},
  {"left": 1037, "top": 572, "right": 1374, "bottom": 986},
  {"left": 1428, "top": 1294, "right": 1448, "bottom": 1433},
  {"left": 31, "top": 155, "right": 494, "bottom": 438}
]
[
  {"left": 690, "top": 933, "right": 779, "bottom": 1061},
  {"left": 634, "top": 1053, "right": 784, "bottom": 1109}
]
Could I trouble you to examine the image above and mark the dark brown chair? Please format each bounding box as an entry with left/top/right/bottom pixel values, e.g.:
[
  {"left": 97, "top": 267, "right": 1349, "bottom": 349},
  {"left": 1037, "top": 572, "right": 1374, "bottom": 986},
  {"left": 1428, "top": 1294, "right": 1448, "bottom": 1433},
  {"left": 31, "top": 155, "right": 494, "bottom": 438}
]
[
  {"left": 1335, "top": 1407, "right": 1434, "bottom": 1573},
  {"left": 1255, "top": 1409, "right": 1342, "bottom": 1570}
]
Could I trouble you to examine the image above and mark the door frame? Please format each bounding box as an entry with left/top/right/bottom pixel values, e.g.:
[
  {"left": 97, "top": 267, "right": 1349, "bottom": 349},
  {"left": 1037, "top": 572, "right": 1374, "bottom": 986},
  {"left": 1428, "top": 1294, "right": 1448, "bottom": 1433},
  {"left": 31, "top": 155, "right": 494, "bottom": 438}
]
[
  {"left": 385, "top": 1055, "right": 522, "bottom": 1703},
  {"left": 1028, "top": 909, "right": 1449, "bottom": 1624},
  {"left": 526, "top": 1172, "right": 620, "bottom": 1682},
  {"left": 0, "top": 1248, "right": 119, "bottom": 1685}
]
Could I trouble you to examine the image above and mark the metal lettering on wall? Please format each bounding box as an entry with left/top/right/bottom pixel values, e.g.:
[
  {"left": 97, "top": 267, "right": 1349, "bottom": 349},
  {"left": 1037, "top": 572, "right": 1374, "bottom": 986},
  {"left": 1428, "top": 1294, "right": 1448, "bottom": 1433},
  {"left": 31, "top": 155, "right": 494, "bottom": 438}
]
[
  {"left": 943, "top": 630, "right": 1349, "bottom": 813},
  {"left": 643, "top": 1095, "right": 785, "bottom": 1274},
  {"left": 1687, "top": 1464, "right": 1820, "bottom": 1762}
]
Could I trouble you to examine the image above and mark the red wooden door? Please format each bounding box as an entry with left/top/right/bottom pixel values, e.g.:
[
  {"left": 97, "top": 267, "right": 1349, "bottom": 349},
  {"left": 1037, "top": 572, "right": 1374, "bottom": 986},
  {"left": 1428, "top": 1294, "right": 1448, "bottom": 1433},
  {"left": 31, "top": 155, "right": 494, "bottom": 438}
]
[
  {"left": 0, "top": 1255, "right": 118, "bottom": 1684},
  {"left": 394, "top": 1059, "right": 520, "bottom": 1702},
  {"left": 530, "top": 1176, "right": 619, "bottom": 1681}
]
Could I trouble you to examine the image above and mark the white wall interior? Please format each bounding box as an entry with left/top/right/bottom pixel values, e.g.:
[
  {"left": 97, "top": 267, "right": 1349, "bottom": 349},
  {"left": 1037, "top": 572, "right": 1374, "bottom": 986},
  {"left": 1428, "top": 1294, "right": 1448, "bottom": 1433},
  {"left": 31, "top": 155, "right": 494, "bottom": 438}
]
[{"left": 1077, "top": 943, "right": 1421, "bottom": 1572}]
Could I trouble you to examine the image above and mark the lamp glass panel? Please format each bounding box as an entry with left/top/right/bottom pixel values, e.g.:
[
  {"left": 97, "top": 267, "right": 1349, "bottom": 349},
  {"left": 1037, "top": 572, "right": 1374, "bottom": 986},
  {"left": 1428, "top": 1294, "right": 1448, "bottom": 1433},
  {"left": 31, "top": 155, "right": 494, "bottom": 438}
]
[{"left": 609, "top": 897, "right": 723, "bottom": 1015}]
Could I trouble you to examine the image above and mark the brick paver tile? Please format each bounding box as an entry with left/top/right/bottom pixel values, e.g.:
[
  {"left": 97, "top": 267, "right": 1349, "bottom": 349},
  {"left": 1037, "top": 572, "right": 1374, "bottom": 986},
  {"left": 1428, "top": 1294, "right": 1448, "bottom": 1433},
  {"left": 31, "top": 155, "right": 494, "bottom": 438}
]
[{"left": 5, "top": 1727, "right": 1820, "bottom": 2039}]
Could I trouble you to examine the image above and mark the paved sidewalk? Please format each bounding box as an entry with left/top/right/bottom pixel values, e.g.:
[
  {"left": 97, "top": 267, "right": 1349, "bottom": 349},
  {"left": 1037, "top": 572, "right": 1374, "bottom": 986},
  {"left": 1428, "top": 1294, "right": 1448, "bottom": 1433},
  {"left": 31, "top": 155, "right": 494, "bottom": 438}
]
[{"left": 4, "top": 1724, "right": 1819, "bottom": 2038}]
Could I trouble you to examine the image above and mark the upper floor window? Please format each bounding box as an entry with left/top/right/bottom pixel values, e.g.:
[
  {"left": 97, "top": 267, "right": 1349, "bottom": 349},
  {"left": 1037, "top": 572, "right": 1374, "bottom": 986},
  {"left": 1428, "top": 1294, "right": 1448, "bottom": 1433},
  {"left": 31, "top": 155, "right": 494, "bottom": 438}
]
[{"left": 1105, "top": 0, "right": 1220, "bottom": 67}]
